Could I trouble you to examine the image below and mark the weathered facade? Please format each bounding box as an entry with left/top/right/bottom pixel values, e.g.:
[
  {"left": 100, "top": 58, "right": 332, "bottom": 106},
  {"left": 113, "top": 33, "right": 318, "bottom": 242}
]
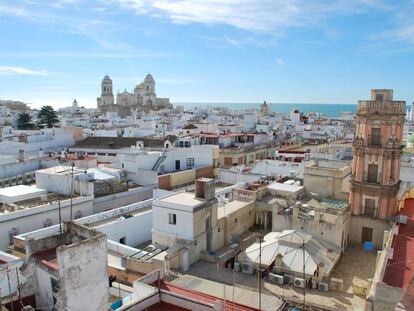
[
  {"left": 24, "top": 222, "right": 109, "bottom": 311},
  {"left": 349, "top": 89, "right": 405, "bottom": 246}
]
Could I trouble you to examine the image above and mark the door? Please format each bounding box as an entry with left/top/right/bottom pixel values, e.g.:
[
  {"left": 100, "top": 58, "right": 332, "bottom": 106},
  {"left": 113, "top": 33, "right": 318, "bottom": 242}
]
[
  {"left": 175, "top": 160, "right": 180, "bottom": 171},
  {"left": 361, "top": 227, "right": 373, "bottom": 244}
]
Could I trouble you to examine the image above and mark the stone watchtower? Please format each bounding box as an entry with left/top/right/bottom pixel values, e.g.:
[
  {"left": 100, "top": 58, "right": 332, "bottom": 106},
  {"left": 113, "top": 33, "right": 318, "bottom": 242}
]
[{"left": 349, "top": 89, "right": 405, "bottom": 245}]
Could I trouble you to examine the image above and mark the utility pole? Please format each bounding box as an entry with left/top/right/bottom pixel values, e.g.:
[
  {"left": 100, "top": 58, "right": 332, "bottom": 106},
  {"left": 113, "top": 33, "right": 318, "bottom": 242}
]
[
  {"left": 69, "top": 161, "right": 74, "bottom": 222},
  {"left": 258, "top": 233, "right": 262, "bottom": 311},
  {"left": 6, "top": 268, "right": 13, "bottom": 311},
  {"left": 302, "top": 238, "right": 306, "bottom": 310},
  {"left": 15, "top": 267, "right": 21, "bottom": 306},
  {"left": 58, "top": 195, "right": 62, "bottom": 237}
]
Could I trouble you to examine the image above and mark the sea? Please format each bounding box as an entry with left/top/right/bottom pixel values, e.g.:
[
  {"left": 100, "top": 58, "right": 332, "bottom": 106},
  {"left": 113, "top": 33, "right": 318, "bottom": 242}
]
[{"left": 176, "top": 103, "right": 356, "bottom": 118}]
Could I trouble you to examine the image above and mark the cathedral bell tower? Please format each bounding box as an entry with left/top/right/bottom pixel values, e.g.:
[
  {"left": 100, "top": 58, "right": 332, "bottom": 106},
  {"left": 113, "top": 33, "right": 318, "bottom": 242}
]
[{"left": 97, "top": 74, "right": 114, "bottom": 110}]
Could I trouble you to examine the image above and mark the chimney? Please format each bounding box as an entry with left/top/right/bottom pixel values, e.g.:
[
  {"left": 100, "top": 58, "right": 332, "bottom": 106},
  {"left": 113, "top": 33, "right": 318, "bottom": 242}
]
[
  {"left": 18, "top": 149, "right": 25, "bottom": 162},
  {"left": 195, "top": 178, "right": 215, "bottom": 201},
  {"left": 316, "top": 262, "right": 325, "bottom": 281},
  {"left": 274, "top": 253, "right": 284, "bottom": 273}
]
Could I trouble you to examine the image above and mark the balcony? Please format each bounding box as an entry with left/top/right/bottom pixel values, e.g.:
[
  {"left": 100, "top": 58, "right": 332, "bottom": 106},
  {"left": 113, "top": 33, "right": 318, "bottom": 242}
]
[
  {"left": 363, "top": 171, "right": 382, "bottom": 184},
  {"left": 357, "top": 100, "right": 406, "bottom": 115},
  {"left": 367, "top": 135, "right": 382, "bottom": 147}
]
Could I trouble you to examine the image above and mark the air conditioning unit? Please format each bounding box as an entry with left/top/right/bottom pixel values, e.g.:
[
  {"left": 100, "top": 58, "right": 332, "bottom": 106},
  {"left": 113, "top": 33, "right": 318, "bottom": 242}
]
[
  {"left": 268, "top": 273, "right": 284, "bottom": 285},
  {"left": 311, "top": 279, "right": 318, "bottom": 289},
  {"left": 241, "top": 262, "right": 254, "bottom": 275},
  {"left": 284, "top": 274, "right": 295, "bottom": 284},
  {"left": 234, "top": 262, "right": 240, "bottom": 272},
  {"left": 294, "top": 277, "right": 305, "bottom": 288},
  {"left": 318, "top": 282, "right": 329, "bottom": 291},
  {"left": 398, "top": 215, "right": 408, "bottom": 225}
]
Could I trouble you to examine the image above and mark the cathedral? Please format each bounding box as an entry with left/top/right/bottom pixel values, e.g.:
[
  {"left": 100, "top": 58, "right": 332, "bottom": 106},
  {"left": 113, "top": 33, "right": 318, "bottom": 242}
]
[{"left": 96, "top": 74, "right": 172, "bottom": 117}]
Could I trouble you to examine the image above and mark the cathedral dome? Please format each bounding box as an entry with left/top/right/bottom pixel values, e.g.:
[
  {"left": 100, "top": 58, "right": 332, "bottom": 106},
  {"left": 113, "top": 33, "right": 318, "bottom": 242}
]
[{"left": 135, "top": 83, "right": 144, "bottom": 90}]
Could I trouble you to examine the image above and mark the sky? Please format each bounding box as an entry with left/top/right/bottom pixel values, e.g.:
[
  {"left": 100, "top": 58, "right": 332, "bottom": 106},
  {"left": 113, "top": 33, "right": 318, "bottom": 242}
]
[{"left": 0, "top": 0, "right": 414, "bottom": 109}]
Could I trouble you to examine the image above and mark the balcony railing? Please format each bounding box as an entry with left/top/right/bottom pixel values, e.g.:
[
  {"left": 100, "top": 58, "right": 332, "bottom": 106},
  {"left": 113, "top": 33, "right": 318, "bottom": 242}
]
[
  {"left": 363, "top": 171, "right": 382, "bottom": 184},
  {"left": 357, "top": 100, "right": 406, "bottom": 115},
  {"left": 367, "top": 135, "right": 382, "bottom": 147}
]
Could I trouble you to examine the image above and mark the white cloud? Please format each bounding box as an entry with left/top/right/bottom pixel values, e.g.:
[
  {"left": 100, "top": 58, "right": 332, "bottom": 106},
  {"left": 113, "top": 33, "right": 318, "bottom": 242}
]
[
  {"left": 0, "top": 50, "right": 182, "bottom": 59},
  {"left": 0, "top": 65, "right": 49, "bottom": 76},
  {"left": 276, "top": 58, "right": 285, "bottom": 65},
  {"left": 115, "top": 0, "right": 390, "bottom": 34}
]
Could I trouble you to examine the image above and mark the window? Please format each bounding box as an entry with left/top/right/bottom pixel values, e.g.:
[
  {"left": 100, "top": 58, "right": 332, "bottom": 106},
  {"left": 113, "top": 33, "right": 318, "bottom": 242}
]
[
  {"left": 235, "top": 218, "right": 238, "bottom": 223},
  {"left": 367, "top": 164, "right": 378, "bottom": 183},
  {"left": 370, "top": 128, "right": 381, "bottom": 146},
  {"left": 186, "top": 158, "right": 194, "bottom": 167},
  {"left": 169, "top": 213, "right": 177, "bottom": 225},
  {"left": 119, "top": 236, "right": 126, "bottom": 245},
  {"left": 365, "top": 199, "right": 376, "bottom": 217},
  {"left": 218, "top": 227, "right": 221, "bottom": 232}
]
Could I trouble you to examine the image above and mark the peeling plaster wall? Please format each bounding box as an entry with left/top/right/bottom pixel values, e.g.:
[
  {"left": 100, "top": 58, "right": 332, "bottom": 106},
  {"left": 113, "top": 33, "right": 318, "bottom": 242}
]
[{"left": 56, "top": 234, "right": 109, "bottom": 311}]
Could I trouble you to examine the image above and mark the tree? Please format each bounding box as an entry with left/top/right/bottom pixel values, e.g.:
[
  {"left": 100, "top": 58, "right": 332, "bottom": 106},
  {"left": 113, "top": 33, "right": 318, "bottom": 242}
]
[
  {"left": 16, "top": 112, "right": 34, "bottom": 130},
  {"left": 37, "top": 105, "right": 59, "bottom": 128}
]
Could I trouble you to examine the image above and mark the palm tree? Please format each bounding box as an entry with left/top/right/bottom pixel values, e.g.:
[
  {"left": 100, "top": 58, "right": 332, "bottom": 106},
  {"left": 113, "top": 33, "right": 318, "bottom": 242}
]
[
  {"left": 37, "top": 106, "right": 59, "bottom": 128},
  {"left": 16, "top": 112, "right": 34, "bottom": 130}
]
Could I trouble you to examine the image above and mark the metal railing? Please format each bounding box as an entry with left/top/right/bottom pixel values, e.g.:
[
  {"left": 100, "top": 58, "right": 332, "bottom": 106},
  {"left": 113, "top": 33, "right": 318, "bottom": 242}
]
[
  {"left": 363, "top": 171, "right": 382, "bottom": 184},
  {"left": 367, "top": 135, "right": 382, "bottom": 147}
]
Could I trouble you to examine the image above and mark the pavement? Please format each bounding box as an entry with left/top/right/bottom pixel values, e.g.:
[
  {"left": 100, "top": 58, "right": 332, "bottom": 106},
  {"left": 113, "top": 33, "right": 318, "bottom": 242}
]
[{"left": 330, "top": 244, "right": 377, "bottom": 294}]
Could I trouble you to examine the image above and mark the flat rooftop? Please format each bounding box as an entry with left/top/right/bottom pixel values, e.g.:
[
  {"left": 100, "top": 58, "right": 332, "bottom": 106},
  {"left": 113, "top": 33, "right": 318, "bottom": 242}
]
[
  {"left": 217, "top": 199, "right": 253, "bottom": 219},
  {"left": 311, "top": 160, "right": 349, "bottom": 169},
  {"left": 90, "top": 206, "right": 152, "bottom": 228},
  {"left": 0, "top": 185, "right": 47, "bottom": 202},
  {"left": 36, "top": 165, "right": 86, "bottom": 175},
  {"left": 0, "top": 192, "right": 78, "bottom": 215},
  {"left": 267, "top": 182, "right": 304, "bottom": 193},
  {"left": 158, "top": 192, "right": 204, "bottom": 208}
]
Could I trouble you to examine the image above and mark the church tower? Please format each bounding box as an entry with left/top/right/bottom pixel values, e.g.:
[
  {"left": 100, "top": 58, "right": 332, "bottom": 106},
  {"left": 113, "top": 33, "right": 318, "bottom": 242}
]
[
  {"left": 97, "top": 75, "right": 114, "bottom": 109},
  {"left": 143, "top": 73, "right": 156, "bottom": 108},
  {"left": 349, "top": 89, "right": 405, "bottom": 245}
]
